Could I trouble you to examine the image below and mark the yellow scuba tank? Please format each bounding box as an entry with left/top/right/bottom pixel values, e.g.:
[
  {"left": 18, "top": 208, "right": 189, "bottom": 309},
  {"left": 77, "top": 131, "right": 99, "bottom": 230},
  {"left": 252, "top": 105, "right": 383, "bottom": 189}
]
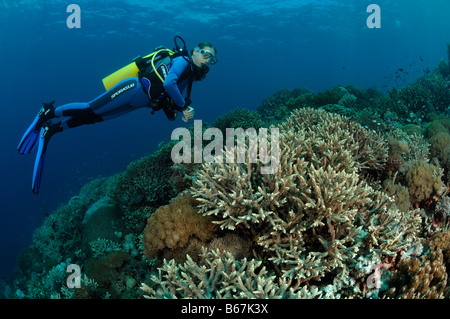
[
  {"left": 102, "top": 48, "right": 174, "bottom": 91},
  {"left": 102, "top": 61, "right": 139, "bottom": 91}
]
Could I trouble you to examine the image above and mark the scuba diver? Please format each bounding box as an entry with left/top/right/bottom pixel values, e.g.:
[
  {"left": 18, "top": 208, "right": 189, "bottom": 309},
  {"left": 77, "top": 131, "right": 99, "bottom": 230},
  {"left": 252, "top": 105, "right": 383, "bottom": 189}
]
[{"left": 17, "top": 36, "right": 217, "bottom": 194}]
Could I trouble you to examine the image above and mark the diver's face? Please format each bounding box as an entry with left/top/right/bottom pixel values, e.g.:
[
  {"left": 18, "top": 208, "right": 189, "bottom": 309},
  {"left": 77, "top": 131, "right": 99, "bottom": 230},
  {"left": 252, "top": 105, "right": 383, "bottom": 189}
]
[{"left": 192, "top": 46, "right": 216, "bottom": 67}]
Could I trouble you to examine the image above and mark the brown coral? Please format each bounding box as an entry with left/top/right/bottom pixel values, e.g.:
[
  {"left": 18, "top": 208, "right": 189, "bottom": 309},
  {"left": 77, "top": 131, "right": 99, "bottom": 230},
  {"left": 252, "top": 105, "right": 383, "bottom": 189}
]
[
  {"left": 385, "top": 250, "right": 448, "bottom": 299},
  {"left": 383, "top": 230, "right": 450, "bottom": 299},
  {"left": 429, "top": 230, "right": 450, "bottom": 269},
  {"left": 142, "top": 195, "right": 216, "bottom": 259},
  {"left": 405, "top": 160, "right": 445, "bottom": 205},
  {"left": 383, "top": 179, "right": 411, "bottom": 212},
  {"left": 429, "top": 131, "right": 450, "bottom": 159}
]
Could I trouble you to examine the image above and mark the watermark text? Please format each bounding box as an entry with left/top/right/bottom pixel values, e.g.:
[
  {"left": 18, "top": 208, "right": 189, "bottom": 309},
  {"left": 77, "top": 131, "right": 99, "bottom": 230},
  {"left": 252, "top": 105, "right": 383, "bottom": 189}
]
[{"left": 171, "top": 120, "right": 280, "bottom": 174}]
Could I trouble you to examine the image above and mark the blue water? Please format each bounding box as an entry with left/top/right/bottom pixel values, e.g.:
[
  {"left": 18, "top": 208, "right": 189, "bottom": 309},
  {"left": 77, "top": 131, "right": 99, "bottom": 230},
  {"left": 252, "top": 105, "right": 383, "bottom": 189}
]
[{"left": 0, "top": 0, "right": 448, "bottom": 279}]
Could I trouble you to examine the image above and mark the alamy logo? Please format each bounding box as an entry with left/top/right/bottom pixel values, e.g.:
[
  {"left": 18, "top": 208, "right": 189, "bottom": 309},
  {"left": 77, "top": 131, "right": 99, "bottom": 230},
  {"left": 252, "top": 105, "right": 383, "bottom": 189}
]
[
  {"left": 66, "top": 264, "right": 81, "bottom": 288},
  {"left": 366, "top": 4, "right": 381, "bottom": 28},
  {"left": 171, "top": 120, "right": 280, "bottom": 174},
  {"left": 66, "top": 4, "right": 81, "bottom": 29}
]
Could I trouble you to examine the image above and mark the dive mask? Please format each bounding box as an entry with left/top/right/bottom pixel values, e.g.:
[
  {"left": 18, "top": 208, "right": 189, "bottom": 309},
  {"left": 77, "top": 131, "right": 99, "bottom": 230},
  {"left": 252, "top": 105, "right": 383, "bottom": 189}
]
[{"left": 195, "top": 47, "right": 217, "bottom": 65}]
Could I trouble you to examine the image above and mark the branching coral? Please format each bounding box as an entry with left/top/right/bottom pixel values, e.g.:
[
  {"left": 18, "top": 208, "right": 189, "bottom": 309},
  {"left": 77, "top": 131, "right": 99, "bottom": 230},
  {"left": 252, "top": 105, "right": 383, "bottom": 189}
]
[
  {"left": 140, "top": 247, "right": 322, "bottom": 299},
  {"left": 191, "top": 108, "right": 420, "bottom": 291},
  {"left": 279, "top": 108, "right": 388, "bottom": 173}
]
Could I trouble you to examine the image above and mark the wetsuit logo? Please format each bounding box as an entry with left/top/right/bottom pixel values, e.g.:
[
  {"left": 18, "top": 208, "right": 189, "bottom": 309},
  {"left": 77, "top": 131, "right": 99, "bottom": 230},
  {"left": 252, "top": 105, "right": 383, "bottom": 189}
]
[{"left": 111, "top": 82, "right": 136, "bottom": 100}]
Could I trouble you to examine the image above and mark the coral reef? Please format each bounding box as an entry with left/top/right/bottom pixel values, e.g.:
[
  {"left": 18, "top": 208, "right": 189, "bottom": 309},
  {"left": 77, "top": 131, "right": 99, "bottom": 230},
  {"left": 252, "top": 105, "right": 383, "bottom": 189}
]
[
  {"left": 3, "top": 44, "right": 450, "bottom": 300},
  {"left": 191, "top": 108, "right": 421, "bottom": 296}
]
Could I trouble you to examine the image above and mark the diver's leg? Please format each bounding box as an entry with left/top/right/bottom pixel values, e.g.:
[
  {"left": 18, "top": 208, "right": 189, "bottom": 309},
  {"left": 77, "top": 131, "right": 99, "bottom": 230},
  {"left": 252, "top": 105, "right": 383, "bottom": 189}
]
[
  {"left": 54, "top": 102, "right": 103, "bottom": 129},
  {"left": 24, "top": 77, "right": 150, "bottom": 193},
  {"left": 52, "top": 78, "right": 149, "bottom": 128},
  {"left": 88, "top": 78, "right": 149, "bottom": 120}
]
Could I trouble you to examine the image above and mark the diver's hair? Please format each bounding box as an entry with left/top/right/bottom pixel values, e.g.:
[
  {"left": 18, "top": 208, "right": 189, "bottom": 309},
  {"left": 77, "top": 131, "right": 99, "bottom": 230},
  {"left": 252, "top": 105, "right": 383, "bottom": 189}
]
[{"left": 192, "top": 41, "right": 217, "bottom": 55}]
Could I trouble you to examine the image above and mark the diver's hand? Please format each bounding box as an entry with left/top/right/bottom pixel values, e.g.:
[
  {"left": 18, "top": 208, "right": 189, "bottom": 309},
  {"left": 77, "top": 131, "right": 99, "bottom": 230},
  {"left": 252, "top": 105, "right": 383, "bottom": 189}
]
[{"left": 182, "top": 106, "right": 194, "bottom": 122}]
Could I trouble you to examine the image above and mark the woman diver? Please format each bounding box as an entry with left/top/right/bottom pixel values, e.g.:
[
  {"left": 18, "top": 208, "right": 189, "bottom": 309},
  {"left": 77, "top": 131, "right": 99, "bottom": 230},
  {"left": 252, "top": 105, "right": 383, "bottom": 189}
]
[{"left": 17, "top": 37, "right": 217, "bottom": 193}]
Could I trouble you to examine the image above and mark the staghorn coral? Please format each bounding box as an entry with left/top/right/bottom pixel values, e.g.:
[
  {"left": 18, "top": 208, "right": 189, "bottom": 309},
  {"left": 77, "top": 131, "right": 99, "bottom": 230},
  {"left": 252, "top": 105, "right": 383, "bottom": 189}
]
[
  {"left": 358, "top": 192, "right": 422, "bottom": 257},
  {"left": 140, "top": 247, "right": 322, "bottom": 299},
  {"left": 191, "top": 108, "right": 420, "bottom": 291},
  {"left": 9, "top": 52, "right": 450, "bottom": 299},
  {"left": 142, "top": 194, "right": 216, "bottom": 260},
  {"left": 280, "top": 107, "right": 389, "bottom": 173}
]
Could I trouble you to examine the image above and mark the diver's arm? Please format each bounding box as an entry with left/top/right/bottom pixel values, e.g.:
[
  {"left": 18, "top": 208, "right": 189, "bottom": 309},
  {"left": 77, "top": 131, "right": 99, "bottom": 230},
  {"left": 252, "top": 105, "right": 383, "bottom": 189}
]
[{"left": 163, "top": 57, "right": 190, "bottom": 110}]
